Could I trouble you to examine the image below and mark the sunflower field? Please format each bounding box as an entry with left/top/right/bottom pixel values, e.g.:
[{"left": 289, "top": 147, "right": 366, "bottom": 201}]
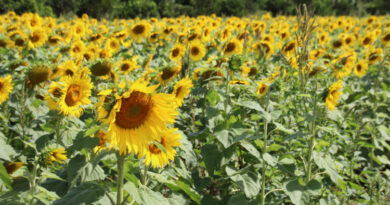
[{"left": 0, "top": 7, "right": 390, "bottom": 205}]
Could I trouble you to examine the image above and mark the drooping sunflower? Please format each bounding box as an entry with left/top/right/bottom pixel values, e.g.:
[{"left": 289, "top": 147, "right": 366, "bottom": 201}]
[
  {"left": 47, "top": 35, "right": 62, "bottom": 47},
  {"left": 139, "top": 128, "right": 182, "bottom": 168},
  {"left": 93, "top": 130, "right": 111, "bottom": 153},
  {"left": 256, "top": 81, "right": 268, "bottom": 97},
  {"left": 282, "top": 40, "right": 297, "bottom": 57},
  {"left": 223, "top": 38, "right": 243, "bottom": 56},
  {"left": 58, "top": 74, "right": 93, "bottom": 117},
  {"left": 4, "top": 161, "right": 25, "bottom": 175},
  {"left": 45, "top": 81, "right": 62, "bottom": 110},
  {"left": 189, "top": 41, "right": 206, "bottom": 61},
  {"left": 169, "top": 44, "right": 185, "bottom": 62},
  {"left": 106, "top": 80, "right": 178, "bottom": 155},
  {"left": 0, "top": 75, "right": 13, "bottom": 105},
  {"left": 47, "top": 148, "right": 67, "bottom": 164},
  {"left": 157, "top": 64, "right": 181, "bottom": 84},
  {"left": 325, "top": 80, "right": 343, "bottom": 111},
  {"left": 129, "top": 21, "right": 151, "bottom": 42},
  {"left": 354, "top": 61, "right": 368, "bottom": 78},
  {"left": 27, "top": 65, "right": 51, "bottom": 87},
  {"left": 172, "top": 76, "right": 193, "bottom": 107},
  {"left": 380, "top": 30, "right": 390, "bottom": 46},
  {"left": 366, "top": 47, "right": 383, "bottom": 65},
  {"left": 229, "top": 80, "right": 250, "bottom": 85}
]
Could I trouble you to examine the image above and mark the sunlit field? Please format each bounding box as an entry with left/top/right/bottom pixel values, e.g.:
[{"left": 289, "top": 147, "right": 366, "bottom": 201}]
[{"left": 0, "top": 10, "right": 389, "bottom": 205}]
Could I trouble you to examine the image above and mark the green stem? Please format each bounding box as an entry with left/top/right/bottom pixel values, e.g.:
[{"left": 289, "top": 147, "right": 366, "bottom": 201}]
[
  {"left": 142, "top": 165, "right": 149, "bottom": 185},
  {"left": 260, "top": 119, "right": 268, "bottom": 205},
  {"left": 306, "top": 84, "right": 317, "bottom": 183},
  {"left": 259, "top": 96, "right": 270, "bottom": 205},
  {"left": 29, "top": 163, "right": 38, "bottom": 205},
  {"left": 116, "top": 153, "right": 126, "bottom": 205}
]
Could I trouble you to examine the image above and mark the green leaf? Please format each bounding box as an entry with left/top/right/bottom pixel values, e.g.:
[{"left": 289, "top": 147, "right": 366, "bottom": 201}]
[
  {"left": 263, "top": 153, "right": 277, "bottom": 166},
  {"left": 312, "top": 151, "right": 342, "bottom": 184},
  {"left": 70, "top": 132, "right": 100, "bottom": 154},
  {"left": 240, "top": 140, "right": 260, "bottom": 159},
  {"left": 228, "top": 193, "right": 257, "bottom": 205},
  {"left": 273, "top": 122, "right": 294, "bottom": 134},
  {"left": 52, "top": 183, "right": 106, "bottom": 205},
  {"left": 284, "top": 179, "right": 322, "bottom": 205},
  {"left": 378, "top": 125, "right": 390, "bottom": 140},
  {"left": 230, "top": 171, "right": 260, "bottom": 198},
  {"left": 41, "top": 171, "right": 65, "bottom": 181},
  {"left": 215, "top": 129, "right": 233, "bottom": 148},
  {"left": 0, "top": 144, "right": 16, "bottom": 161},
  {"left": 0, "top": 163, "right": 12, "bottom": 189},
  {"left": 235, "top": 101, "right": 271, "bottom": 122},
  {"left": 201, "top": 144, "right": 222, "bottom": 176},
  {"left": 124, "top": 181, "right": 142, "bottom": 203},
  {"left": 206, "top": 90, "right": 221, "bottom": 106},
  {"left": 35, "top": 186, "right": 60, "bottom": 205},
  {"left": 138, "top": 185, "right": 170, "bottom": 205}
]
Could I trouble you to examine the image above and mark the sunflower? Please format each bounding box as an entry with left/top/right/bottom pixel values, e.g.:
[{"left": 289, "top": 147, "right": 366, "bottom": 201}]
[
  {"left": 28, "top": 28, "right": 47, "bottom": 49},
  {"left": 169, "top": 44, "right": 185, "bottom": 62},
  {"left": 361, "top": 33, "right": 374, "bottom": 47},
  {"left": 148, "top": 32, "right": 160, "bottom": 44},
  {"left": 139, "top": 128, "right": 181, "bottom": 168},
  {"left": 354, "top": 61, "right": 368, "bottom": 78},
  {"left": 0, "top": 75, "right": 13, "bottom": 105},
  {"left": 45, "top": 81, "right": 62, "bottom": 110},
  {"left": 91, "top": 61, "right": 113, "bottom": 77},
  {"left": 106, "top": 38, "right": 120, "bottom": 53},
  {"left": 4, "top": 162, "right": 25, "bottom": 175},
  {"left": 223, "top": 38, "right": 243, "bottom": 56},
  {"left": 189, "top": 41, "right": 206, "bottom": 61},
  {"left": 366, "top": 47, "right": 383, "bottom": 65},
  {"left": 229, "top": 80, "right": 250, "bottom": 85},
  {"left": 172, "top": 76, "right": 193, "bottom": 107},
  {"left": 57, "top": 60, "right": 79, "bottom": 78},
  {"left": 47, "top": 148, "right": 67, "bottom": 164},
  {"left": 253, "top": 41, "right": 273, "bottom": 59},
  {"left": 47, "top": 35, "right": 62, "bottom": 47},
  {"left": 282, "top": 40, "right": 297, "bottom": 57},
  {"left": 325, "top": 80, "right": 343, "bottom": 111},
  {"left": 256, "top": 81, "right": 268, "bottom": 97},
  {"left": 27, "top": 65, "right": 51, "bottom": 87},
  {"left": 332, "top": 53, "right": 356, "bottom": 79},
  {"left": 70, "top": 40, "right": 85, "bottom": 57},
  {"left": 58, "top": 74, "right": 92, "bottom": 117},
  {"left": 118, "top": 57, "right": 139, "bottom": 74},
  {"left": 157, "top": 64, "right": 181, "bottom": 84},
  {"left": 106, "top": 80, "right": 178, "bottom": 155},
  {"left": 93, "top": 130, "right": 111, "bottom": 153},
  {"left": 331, "top": 38, "right": 344, "bottom": 49},
  {"left": 129, "top": 21, "right": 151, "bottom": 42},
  {"left": 380, "top": 30, "right": 390, "bottom": 46}
]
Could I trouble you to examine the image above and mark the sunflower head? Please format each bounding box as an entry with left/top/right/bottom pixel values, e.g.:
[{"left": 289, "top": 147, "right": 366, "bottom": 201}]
[
  {"left": 158, "top": 64, "right": 181, "bottom": 84},
  {"left": 4, "top": 162, "right": 25, "bottom": 175},
  {"left": 189, "top": 41, "right": 206, "bottom": 61},
  {"left": 129, "top": 21, "right": 151, "bottom": 42},
  {"left": 46, "top": 148, "right": 67, "bottom": 164},
  {"left": 27, "top": 65, "right": 51, "bottom": 87},
  {"left": 0, "top": 75, "right": 13, "bottom": 105},
  {"left": 256, "top": 82, "right": 268, "bottom": 97},
  {"left": 223, "top": 38, "right": 243, "bottom": 56},
  {"left": 354, "top": 61, "right": 368, "bottom": 78},
  {"left": 172, "top": 76, "right": 193, "bottom": 107},
  {"left": 325, "top": 80, "right": 343, "bottom": 111},
  {"left": 91, "top": 61, "right": 113, "bottom": 77}
]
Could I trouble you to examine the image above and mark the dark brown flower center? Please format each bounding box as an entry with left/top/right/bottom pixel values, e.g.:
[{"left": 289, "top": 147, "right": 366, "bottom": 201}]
[
  {"left": 333, "top": 40, "right": 342, "bottom": 48},
  {"left": 363, "top": 37, "right": 371, "bottom": 45},
  {"left": 171, "top": 48, "right": 180, "bottom": 57},
  {"left": 225, "top": 42, "right": 236, "bottom": 53},
  {"left": 65, "top": 84, "right": 81, "bottom": 106},
  {"left": 191, "top": 46, "right": 200, "bottom": 56},
  {"left": 133, "top": 24, "right": 145, "bottom": 35},
  {"left": 115, "top": 91, "right": 153, "bottom": 129},
  {"left": 121, "top": 63, "right": 130, "bottom": 71}
]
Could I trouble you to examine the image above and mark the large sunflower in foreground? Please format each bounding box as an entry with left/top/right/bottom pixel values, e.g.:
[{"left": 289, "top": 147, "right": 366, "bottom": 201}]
[
  {"left": 140, "top": 128, "right": 181, "bottom": 168},
  {"left": 58, "top": 75, "right": 92, "bottom": 117},
  {"left": 106, "top": 80, "right": 178, "bottom": 155},
  {"left": 325, "top": 80, "right": 343, "bottom": 111},
  {"left": 172, "top": 76, "right": 193, "bottom": 107},
  {"left": 0, "top": 75, "right": 13, "bottom": 105}
]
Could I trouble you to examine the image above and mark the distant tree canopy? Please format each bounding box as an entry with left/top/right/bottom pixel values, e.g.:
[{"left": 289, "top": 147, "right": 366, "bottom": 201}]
[{"left": 0, "top": 0, "right": 389, "bottom": 18}]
